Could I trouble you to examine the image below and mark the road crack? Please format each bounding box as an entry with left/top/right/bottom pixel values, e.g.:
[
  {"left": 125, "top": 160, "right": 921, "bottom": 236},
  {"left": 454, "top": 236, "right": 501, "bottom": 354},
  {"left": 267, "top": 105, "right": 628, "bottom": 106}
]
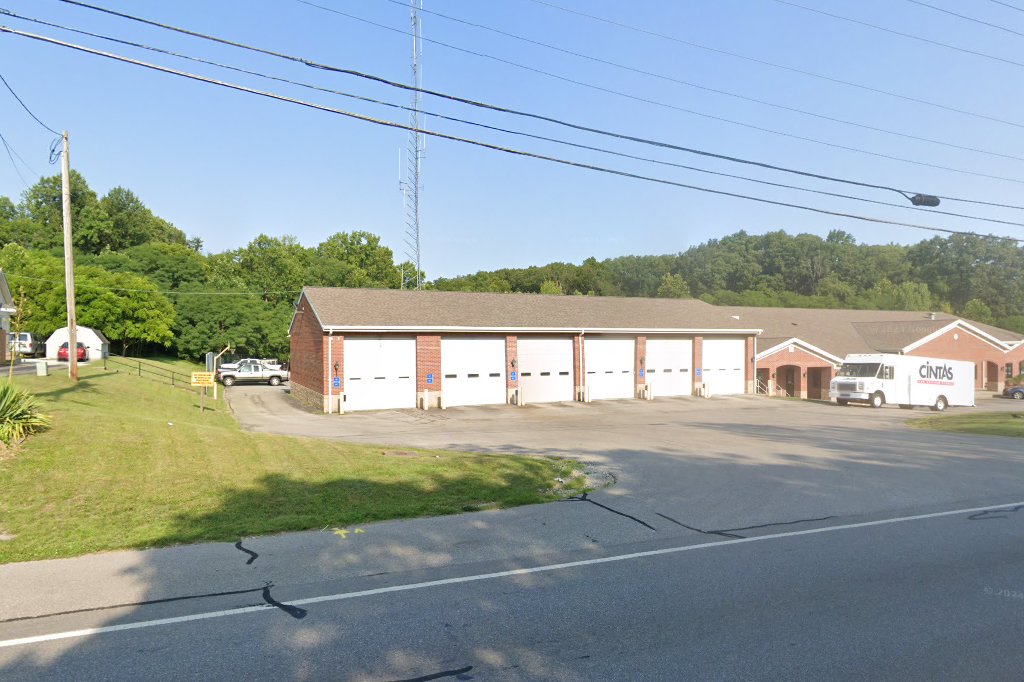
[
  {"left": 969, "top": 505, "right": 1024, "bottom": 520},
  {"left": 568, "top": 493, "right": 656, "bottom": 531},
  {"left": 234, "top": 540, "right": 258, "bottom": 565},
  {"left": 261, "top": 585, "right": 307, "bottom": 619}
]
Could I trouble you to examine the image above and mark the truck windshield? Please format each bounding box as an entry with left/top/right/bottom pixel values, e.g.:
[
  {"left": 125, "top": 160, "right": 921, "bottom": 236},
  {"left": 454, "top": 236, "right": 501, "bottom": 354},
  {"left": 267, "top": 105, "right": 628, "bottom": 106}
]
[{"left": 838, "top": 363, "right": 880, "bottom": 378}]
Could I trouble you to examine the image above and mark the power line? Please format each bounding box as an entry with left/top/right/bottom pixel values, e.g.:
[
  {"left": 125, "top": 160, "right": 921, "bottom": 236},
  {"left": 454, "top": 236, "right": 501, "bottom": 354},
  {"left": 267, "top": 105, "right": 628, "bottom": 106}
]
[
  {"left": 43, "top": 1, "right": 1024, "bottom": 207},
  {"left": 904, "top": 0, "right": 1024, "bottom": 38},
  {"left": 294, "top": 0, "right": 1024, "bottom": 181},
  {"left": 520, "top": 0, "right": 1024, "bottom": 131},
  {"left": 3, "top": 25, "right": 1021, "bottom": 245},
  {"left": 0, "top": 70, "right": 59, "bottom": 135},
  {"left": 11, "top": 8, "right": 1023, "bottom": 228},
  {"left": 0, "top": 128, "right": 31, "bottom": 187},
  {"left": 368, "top": 0, "right": 1024, "bottom": 164},
  {"left": 988, "top": 0, "right": 1024, "bottom": 13},
  {"left": 770, "top": 0, "right": 1024, "bottom": 70}
]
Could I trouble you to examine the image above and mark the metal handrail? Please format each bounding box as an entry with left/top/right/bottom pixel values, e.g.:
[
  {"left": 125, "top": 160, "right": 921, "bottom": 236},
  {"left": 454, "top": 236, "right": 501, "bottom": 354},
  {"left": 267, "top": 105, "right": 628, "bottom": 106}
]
[{"left": 104, "top": 354, "right": 194, "bottom": 388}]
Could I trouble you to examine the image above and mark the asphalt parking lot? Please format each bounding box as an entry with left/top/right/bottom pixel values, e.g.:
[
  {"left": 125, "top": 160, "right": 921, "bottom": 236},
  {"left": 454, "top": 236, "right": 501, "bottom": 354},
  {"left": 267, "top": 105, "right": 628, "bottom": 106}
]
[{"left": 227, "top": 386, "right": 1024, "bottom": 534}]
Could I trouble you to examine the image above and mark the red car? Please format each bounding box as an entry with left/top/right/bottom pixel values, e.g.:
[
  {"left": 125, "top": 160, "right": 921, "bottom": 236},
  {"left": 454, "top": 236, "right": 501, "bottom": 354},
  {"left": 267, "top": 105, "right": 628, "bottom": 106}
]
[{"left": 57, "top": 342, "right": 87, "bottom": 361}]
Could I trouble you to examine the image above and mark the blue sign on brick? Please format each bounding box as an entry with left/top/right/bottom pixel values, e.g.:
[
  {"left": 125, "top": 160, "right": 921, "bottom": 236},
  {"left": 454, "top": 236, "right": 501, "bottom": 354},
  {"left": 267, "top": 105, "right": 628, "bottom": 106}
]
[
  {"left": 695, "top": 368, "right": 702, "bottom": 377},
  {"left": 426, "top": 373, "right": 434, "bottom": 384},
  {"left": 510, "top": 371, "right": 517, "bottom": 381},
  {"left": 333, "top": 376, "right": 341, "bottom": 389},
  {"left": 639, "top": 369, "right": 645, "bottom": 378}
]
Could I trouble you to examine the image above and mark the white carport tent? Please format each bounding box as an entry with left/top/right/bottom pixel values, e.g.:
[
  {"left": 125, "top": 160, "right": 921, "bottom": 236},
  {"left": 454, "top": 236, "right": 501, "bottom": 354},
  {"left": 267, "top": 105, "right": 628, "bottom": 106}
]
[
  {"left": 342, "top": 337, "right": 416, "bottom": 411},
  {"left": 440, "top": 336, "right": 507, "bottom": 407},
  {"left": 45, "top": 325, "right": 110, "bottom": 361},
  {"left": 701, "top": 337, "right": 747, "bottom": 395},
  {"left": 517, "top": 336, "right": 574, "bottom": 403},
  {"left": 644, "top": 337, "right": 693, "bottom": 397},
  {"left": 584, "top": 336, "right": 635, "bottom": 400}
]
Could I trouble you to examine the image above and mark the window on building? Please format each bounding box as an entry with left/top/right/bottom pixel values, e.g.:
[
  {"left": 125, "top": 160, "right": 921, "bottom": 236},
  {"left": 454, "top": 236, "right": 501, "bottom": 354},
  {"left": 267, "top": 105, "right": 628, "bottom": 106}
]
[{"left": 1008, "top": 363, "right": 1015, "bottom": 378}]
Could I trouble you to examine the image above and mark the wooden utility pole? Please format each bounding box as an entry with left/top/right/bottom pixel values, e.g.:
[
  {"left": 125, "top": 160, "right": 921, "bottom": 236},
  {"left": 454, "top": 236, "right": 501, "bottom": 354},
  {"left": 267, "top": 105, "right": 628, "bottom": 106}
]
[{"left": 61, "top": 131, "right": 78, "bottom": 382}]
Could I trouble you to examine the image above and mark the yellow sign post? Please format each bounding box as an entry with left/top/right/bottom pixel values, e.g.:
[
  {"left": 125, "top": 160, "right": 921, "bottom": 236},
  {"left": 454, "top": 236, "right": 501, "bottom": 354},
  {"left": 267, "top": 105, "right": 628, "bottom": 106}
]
[{"left": 191, "top": 372, "right": 215, "bottom": 412}]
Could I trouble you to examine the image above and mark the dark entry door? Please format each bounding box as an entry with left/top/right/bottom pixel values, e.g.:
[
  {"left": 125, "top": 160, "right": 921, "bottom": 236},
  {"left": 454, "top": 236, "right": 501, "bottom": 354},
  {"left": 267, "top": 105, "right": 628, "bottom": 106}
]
[{"left": 808, "top": 368, "right": 821, "bottom": 399}]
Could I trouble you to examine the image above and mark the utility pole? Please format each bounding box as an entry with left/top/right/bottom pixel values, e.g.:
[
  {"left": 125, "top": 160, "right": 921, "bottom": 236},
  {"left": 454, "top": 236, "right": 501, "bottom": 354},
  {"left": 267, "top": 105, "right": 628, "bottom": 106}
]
[
  {"left": 61, "top": 131, "right": 78, "bottom": 382},
  {"left": 400, "top": 0, "right": 424, "bottom": 289}
]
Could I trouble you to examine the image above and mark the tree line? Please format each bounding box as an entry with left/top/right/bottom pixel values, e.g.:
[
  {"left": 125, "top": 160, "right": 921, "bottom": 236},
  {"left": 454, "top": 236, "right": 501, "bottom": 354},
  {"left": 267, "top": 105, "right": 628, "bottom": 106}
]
[
  {"left": 433, "top": 230, "right": 1024, "bottom": 334},
  {"left": 1, "top": 172, "right": 1021, "bottom": 362},
  {"left": 0, "top": 172, "right": 415, "bottom": 359}
]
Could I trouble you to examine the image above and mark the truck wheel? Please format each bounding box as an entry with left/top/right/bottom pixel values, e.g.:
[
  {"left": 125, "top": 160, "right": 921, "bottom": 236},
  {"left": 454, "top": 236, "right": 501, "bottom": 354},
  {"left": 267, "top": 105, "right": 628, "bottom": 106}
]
[
  {"left": 836, "top": 399, "right": 848, "bottom": 406},
  {"left": 269, "top": 376, "right": 281, "bottom": 386},
  {"left": 870, "top": 392, "right": 885, "bottom": 409},
  {"left": 931, "top": 396, "right": 948, "bottom": 412},
  {"left": 222, "top": 376, "right": 235, "bottom": 387}
]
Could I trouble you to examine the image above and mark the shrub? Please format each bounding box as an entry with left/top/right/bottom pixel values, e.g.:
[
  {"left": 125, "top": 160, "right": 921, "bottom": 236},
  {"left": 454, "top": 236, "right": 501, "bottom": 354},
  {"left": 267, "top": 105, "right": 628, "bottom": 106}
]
[{"left": 0, "top": 382, "right": 50, "bottom": 446}]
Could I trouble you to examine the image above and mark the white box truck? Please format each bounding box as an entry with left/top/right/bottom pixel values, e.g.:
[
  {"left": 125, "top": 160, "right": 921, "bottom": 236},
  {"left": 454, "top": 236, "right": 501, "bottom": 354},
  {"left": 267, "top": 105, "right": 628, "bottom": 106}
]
[{"left": 829, "top": 353, "right": 975, "bottom": 411}]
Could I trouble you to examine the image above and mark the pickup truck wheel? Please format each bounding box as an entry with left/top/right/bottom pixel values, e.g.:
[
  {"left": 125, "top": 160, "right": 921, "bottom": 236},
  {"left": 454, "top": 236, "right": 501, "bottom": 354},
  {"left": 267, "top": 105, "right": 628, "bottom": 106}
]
[
  {"left": 269, "top": 376, "right": 281, "bottom": 386},
  {"left": 931, "top": 396, "right": 948, "bottom": 412},
  {"left": 836, "top": 399, "right": 848, "bottom": 406},
  {"left": 870, "top": 392, "right": 885, "bottom": 409},
  {"left": 222, "top": 376, "right": 235, "bottom": 387}
]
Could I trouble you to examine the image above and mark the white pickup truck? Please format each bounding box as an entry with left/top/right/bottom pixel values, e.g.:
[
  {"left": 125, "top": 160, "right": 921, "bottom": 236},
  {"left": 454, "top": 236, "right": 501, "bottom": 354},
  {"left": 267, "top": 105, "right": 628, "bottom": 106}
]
[
  {"left": 829, "top": 353, "right": 975, "bottom": 411},
  {"left": 216, "top": 361, "right": 290, "bottom": 387}
]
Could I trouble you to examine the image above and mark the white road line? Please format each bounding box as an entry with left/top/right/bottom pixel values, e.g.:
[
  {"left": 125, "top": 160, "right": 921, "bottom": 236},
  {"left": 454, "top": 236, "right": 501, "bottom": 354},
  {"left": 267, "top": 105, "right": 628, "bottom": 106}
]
[{"left": 3, "top": 499, "right": 1021, "bottom": 649}]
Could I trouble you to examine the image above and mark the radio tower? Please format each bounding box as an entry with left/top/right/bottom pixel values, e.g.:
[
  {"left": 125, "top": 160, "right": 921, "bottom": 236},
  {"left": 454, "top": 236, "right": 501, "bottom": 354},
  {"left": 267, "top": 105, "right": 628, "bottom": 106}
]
[{"left": 402, "top": 0, "right": 424, "bottom": 289}]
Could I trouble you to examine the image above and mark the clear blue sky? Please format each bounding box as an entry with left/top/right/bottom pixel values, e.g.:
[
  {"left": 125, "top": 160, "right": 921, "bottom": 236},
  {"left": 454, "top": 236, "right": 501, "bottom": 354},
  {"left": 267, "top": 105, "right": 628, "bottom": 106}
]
[{"left": 1, "top": 0, "right": 1022, "bottom": 278}]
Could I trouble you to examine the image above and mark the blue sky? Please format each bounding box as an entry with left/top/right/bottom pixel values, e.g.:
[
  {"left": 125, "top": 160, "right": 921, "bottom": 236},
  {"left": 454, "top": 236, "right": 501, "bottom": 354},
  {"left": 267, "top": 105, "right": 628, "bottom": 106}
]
[{"left": 0, "top": 0, "right": 1022, "bottom": 278}]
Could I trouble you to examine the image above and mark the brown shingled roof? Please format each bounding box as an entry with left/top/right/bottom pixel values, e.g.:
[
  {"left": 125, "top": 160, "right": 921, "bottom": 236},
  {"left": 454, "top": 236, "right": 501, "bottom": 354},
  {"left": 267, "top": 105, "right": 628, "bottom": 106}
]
[
  {"left": 724, "top": 306, "right": 1021, "bottom": 356},
  {"left": 300, "top": 288, "right": 760, "bottom": 332}
]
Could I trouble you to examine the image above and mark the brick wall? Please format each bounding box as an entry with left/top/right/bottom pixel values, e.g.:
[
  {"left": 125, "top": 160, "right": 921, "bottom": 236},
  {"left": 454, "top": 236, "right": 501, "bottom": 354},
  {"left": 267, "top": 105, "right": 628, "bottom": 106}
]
[
  {"left": 634, "top": 336, "right": 647, "bottom": 386},
  {"left": 745, "top": 336, "right": 755, "bottom": 393},
  {"left": 692, "top": 336, "right": 702, "bottom": 395},
  {"left": 573, "top": 334, "right": 584, "bottom": 399},
  {"left": 757, "top": 345, "right": 835, "bottom": 398},
  {"left": 416, "top": 335, "right": 442, "bottom": 393},
  {"left": 289, "top": 293, "right": 326, "bottom": 409},
  {"left": 505, "top": 335, "right": 518, "bottom": 402}
]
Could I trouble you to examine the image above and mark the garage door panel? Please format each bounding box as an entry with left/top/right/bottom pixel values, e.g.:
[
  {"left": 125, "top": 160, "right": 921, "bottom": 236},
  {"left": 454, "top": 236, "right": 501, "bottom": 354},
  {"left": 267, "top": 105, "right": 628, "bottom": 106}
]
[
  {"left": 441, "top": 337, "right": 507, "bottom": 407},
  {"left": 344, "top": 337, "right": 416, "bottom": 411},
  {"left": 586, "top": 337, "right": 635, "bottom": 401},
  {"left": 702, "top": 338, "right": 746, "bottom": 396},
  {"left": 646, "top": 338, "right": 692, "bottom": 397},
  {"left": 518, "top": 337, "right": 574, "bottom": 403}
]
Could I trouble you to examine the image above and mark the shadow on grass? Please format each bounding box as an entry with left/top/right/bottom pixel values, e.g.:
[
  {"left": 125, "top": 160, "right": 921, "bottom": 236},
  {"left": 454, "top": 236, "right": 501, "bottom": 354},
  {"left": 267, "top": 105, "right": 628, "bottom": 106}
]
[
  {"left": 156, "top": 464, "right": 569, "bottom": 548},
  {"left": 26, "top": 372, "right": 118, "bottom": 401}
]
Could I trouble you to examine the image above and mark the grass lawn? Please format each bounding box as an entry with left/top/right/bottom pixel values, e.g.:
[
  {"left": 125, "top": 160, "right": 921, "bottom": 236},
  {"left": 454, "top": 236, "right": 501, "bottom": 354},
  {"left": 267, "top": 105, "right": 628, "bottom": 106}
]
[
  {"left": 910, "top": 411, "right": 1024, "bottom": 438},
  {"left": 0, "top": 361, "right": 585, "bottom": 564}
]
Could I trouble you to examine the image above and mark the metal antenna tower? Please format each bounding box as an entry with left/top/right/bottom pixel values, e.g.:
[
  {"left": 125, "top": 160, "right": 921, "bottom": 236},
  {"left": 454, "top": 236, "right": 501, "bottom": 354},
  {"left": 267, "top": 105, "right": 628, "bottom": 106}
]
[{"left": 401, "top": 0, "right": 424, "bottom": 289}]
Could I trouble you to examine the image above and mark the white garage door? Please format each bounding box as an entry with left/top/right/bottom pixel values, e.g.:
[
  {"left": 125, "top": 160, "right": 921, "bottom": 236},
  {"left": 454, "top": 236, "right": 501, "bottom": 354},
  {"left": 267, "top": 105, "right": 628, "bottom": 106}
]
[
  {"left": 702, "top": 338, "right": 746, "bottom": 396},
  {"left": 585, "top": 337, "right": 635, "bottom": 401},
  {"left": 645, "top": 338, "right": 693, "bottom": 397},
  {"left": 518, "top": 337, "right": 574, "bottom": 403},
  {"left": 343, "top": 337, "right": 416, "bottom": 411},
  {"left": 441, "top": 336, "right": 507, "bottom": 407}
]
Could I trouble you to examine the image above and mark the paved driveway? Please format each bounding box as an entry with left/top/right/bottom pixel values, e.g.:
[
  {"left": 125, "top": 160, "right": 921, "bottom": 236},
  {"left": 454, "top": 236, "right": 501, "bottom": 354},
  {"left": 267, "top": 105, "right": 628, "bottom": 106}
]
[{"left": 228, "top": 386, "right": 1024, "bottom": 533}]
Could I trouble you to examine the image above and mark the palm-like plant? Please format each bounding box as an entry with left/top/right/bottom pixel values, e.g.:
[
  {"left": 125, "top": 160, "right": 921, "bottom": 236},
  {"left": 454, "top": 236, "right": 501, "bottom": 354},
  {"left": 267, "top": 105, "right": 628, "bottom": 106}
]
[{"left": 0, "top": 382, "right": 50, "bottom": 446}]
